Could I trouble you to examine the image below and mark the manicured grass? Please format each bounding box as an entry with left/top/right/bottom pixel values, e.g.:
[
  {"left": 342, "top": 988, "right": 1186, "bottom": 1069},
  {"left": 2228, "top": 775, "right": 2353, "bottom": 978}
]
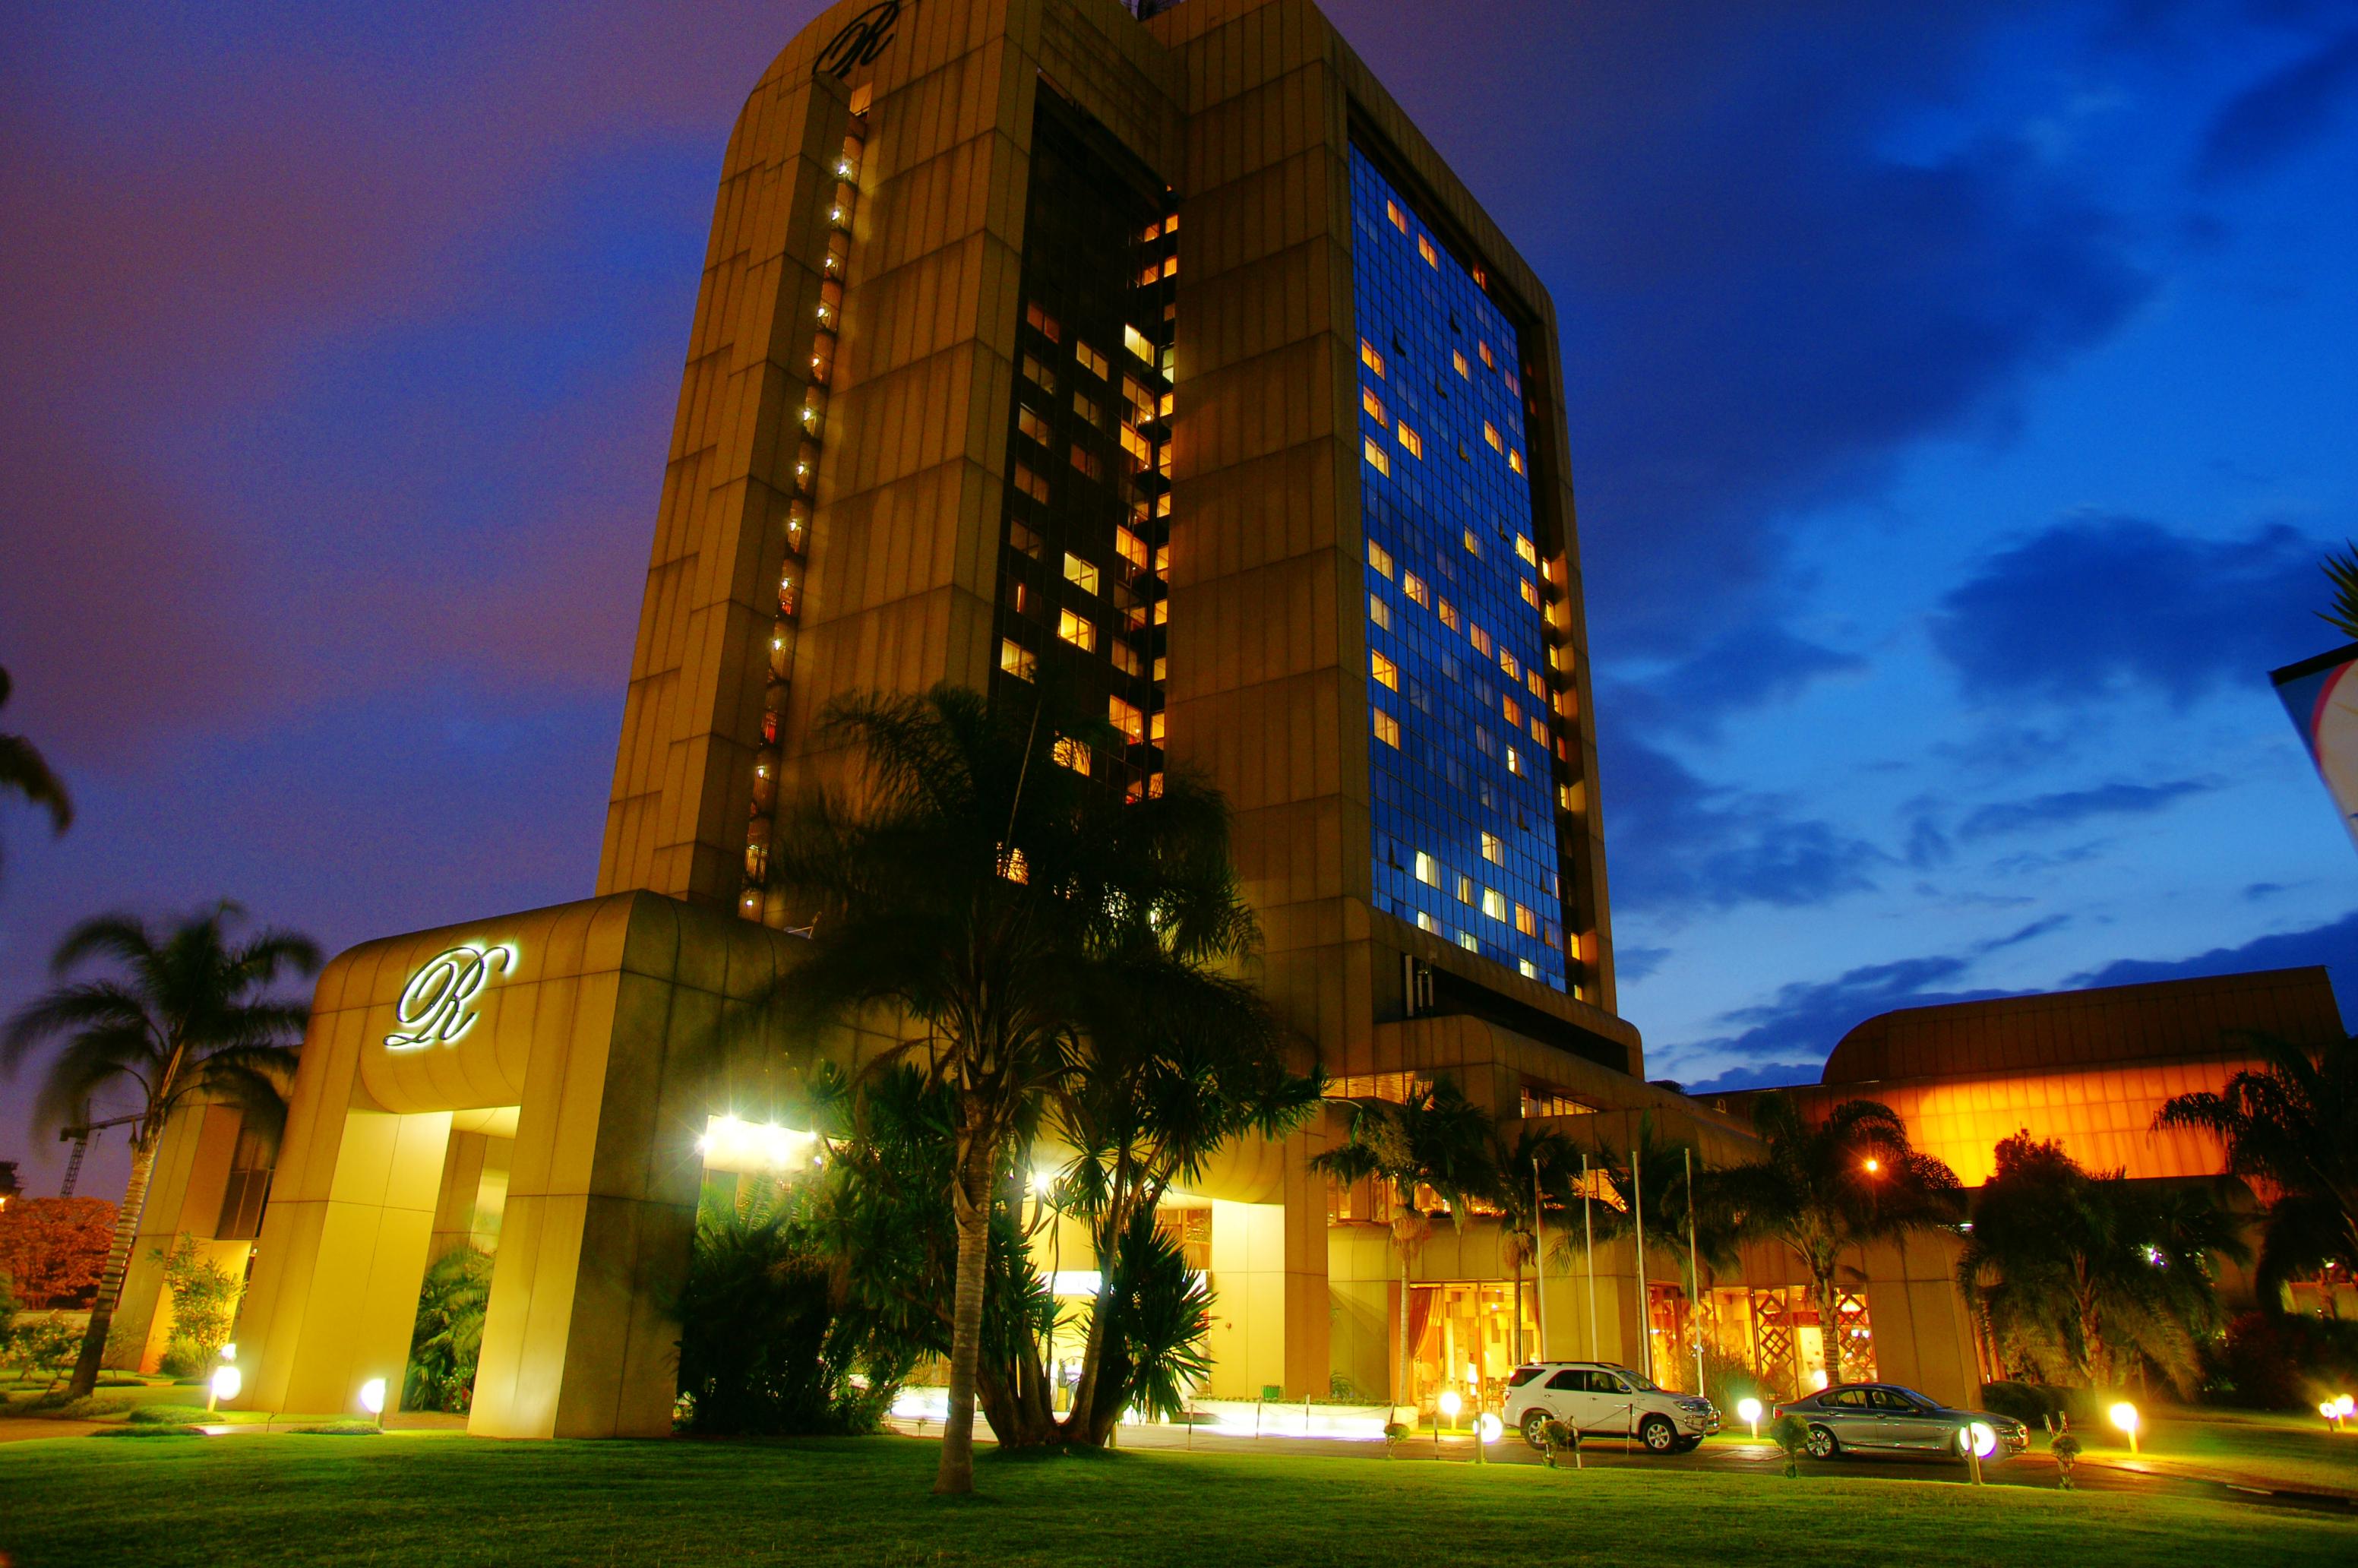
[
  {"left": 3, "top": 1434, "right": 2355, "bottom": 1568},
  {"left": 2069, "top": 1406, "right": 2358, "bottom": 1494}
]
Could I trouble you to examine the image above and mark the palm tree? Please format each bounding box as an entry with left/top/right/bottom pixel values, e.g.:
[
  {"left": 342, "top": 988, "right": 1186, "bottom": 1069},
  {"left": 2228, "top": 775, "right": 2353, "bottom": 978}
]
[
  {"left": 0, "top": 667, "right": 73, "bottom": 879},
  {"left": 2, "top": 904, "right": 318, "bottom": 1398},
  {"left": 2157, "top": 1032, "right": 2357, "bottom": 1313},
  {"left": 762, "top": 684, "right": 1266, "bottom": 1494},
  {"left": 1311, "top": 1076, "right": 1498, "bottom": 1411},
  {"left": 2318, "top": 542, "right": 2358, "bottom": 640},
  {"left": 1958, "top": 1133, "right": 2246, "bottom": 1392},
  {"left": 1491, "top": 1124, "right": 1574, "bottom": 1363},
  {"left": 1566, "top": 1120, "right": 1744, "bottom": 1386},
  {"left": 1721, "top": 1095, "right": 1961, "bottom": 1385}
]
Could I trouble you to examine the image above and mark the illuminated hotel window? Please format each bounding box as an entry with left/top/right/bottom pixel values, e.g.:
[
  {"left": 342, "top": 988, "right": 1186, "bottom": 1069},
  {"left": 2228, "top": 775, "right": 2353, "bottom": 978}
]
[
  {"left": 1470, "top": 624, "right": 1493, "bottom": 657},
  {"left": 1481, "top": 888, "right": 1506, "bottom": 922},
  {"left": 1076, "top": 342, "right": 1110, "bottom": 378},
  {"left": 1058, "top": 609, "right": 1097, "bottom": 652},
  {"left": 1396, "top": 422, "right": 1423, "bottom": 459},
  {"left": 1109, "top": 694, "right": 1146, "bottom": 743},
  {"left": 1528, "top": 669, "right": 1548, "bottom": 700},
  {"left": 1111, "top": 641, "right": 1143, "bottom": 676},
  {"left": 1015, "top": 464, "right": 1051, "bottom": 503},
  {"left": 1516, "top": 903, "right": 1538, "bottom": 937},
  {"left": 1023, "top": 354, "right": 1058, "bottom": 393},
  {"left": 1414, "top": 851, "right": 1439, "bottom": 887},
  {"left": 1053, "top": 736, "right": 1091, "bottom": 774},
  {"left": 1074, "top": 393, "right": 1107, "bottom": 429},
  {"left": 1364, "top": 436, "right": 1391, "bottom": 476},
  {"left": 1026, "top": 302, "right": 1062, "bottom": 342},
  {"left": 1370, "top": 593, "right": 1392, "bottom": 631},
  {"left": 1509, "top": 449, "right": 1525, "bottom": 474},
  {"left": 1000, "top": 639, "right": 1036, "bottom": 680},
  {"left": 1149, "top": 711, "right": 1165, "bottom": 744},
  {"left": 1522, "top": 580, "right": 1541, "bottom": 608},
  {"left": 1352, "top": 144, "right": 1564, "bottom": 988},
  {"left": 1456, "top": 874, "right": 1473, "bottom": 904},
  {"left": 1418, "top": 235, "right": 1439, "bottom": 267},
  {"left": 1115, "top": 527, "right": 1149, "bottom": 569},
  {"left": 1124, "top": 324, "right": 1155, "bottom": 362},
  {"left": 1019, "top": 405, "right": 1051, "bottom": 445},
  {"left": 1064, "top": 552, "right": 1100, "bottom": 595}
]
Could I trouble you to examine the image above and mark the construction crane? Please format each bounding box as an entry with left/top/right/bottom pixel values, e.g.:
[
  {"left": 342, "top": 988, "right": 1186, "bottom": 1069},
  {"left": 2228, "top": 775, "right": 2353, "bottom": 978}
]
[{"left": 57, "top": 1111, "right": 141, "bottom": 1198}]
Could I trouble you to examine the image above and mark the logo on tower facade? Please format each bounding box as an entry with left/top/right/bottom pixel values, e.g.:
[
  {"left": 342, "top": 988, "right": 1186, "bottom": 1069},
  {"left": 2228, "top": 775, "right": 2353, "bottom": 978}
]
[
  {"left": 384, "top": 941, "right": 517, "bottom": 1051},
  {"left": 816, "top": 2, "right": 902, "bottom": 81}
]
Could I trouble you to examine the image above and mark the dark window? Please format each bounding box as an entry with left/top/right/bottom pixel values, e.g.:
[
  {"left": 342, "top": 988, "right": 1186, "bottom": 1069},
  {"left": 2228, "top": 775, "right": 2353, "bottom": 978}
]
[{"left": 1544, "top": 1369, "right": 1585, "bottom": 1391}]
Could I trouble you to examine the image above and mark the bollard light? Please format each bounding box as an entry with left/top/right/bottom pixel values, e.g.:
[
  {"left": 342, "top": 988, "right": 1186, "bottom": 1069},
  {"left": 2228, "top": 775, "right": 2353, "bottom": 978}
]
[
  {"left": 1437, "top": 1389, "right": 1463, "bottom": 1424},
  {"left": 207, "top": 1364, "right": 241, "bottom": 1413},
  {"left": 359, "top": 1377, "right": 387, "bottom": 1427},
  {"left": 2109, "top": 1401, "right": 2139, "bottom": 1456},
  {"left": 2337, "top": 1395, "right": 2355, "bottom": 1420},
  {"left": 1478, "top": 1412, "right": 1503, "bottom": 1444},
  {"left": 1737, "top": 1396, "right": 1762, "bottom": 1437}
]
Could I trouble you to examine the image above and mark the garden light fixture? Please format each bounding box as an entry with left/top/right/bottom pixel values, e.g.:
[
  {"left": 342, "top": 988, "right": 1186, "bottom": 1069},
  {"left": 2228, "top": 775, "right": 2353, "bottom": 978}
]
[
  {"left": 360, "top": 1377, "right": 387, "bottom": 1427},
  {"left": 1737, "top": 1396, "right": 1762, "bottom": 1437},
  {"left": 208, "top": 1364, "right": 240, "bottom": 1412},
  {"left": 2109, "top": 1401, "right": 2139, "bottom": 1454}
]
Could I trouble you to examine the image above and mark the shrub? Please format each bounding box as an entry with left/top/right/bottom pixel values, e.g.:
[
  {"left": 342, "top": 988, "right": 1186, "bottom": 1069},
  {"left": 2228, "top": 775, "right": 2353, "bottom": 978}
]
[
  {"left": 405, "top": 1247, "right": 493, "bottom": 1413},
  {"left": 1382, "top": 1420, "right": 1409, "bottom": 1455},
  {"left": 2205, "top": 1311, "right": 2358, "bottom": 1411},
  {"left": 6, "top": 1314, "right": 83, "bottom": 1387},
  {"left": 1539, "top": 1416, "right": 1579, "bottom": 1469},
  {"left": 1699, "top": 1345, "right": 1776, "bottom": 1412},
  {"left": 1768, "top": 1410, "right": 1811, "bottom": 1477},
  {"left": 153, "top": 1236, "right": 242, "bottom": 1377},
  {"left": 0, "top": 1269, "right": 16, "bottom": 1354},
  {"left": 2051, "top": 1431, "right": 2082, "bottom": 1490},
  {"left": 0, "top": 1199, "right": 114, "bottom": 1308}
]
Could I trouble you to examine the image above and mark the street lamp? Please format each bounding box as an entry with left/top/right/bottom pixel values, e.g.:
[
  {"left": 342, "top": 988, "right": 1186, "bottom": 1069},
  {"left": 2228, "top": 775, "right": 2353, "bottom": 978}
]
[
  {"left": 1862, "top": 1158, "right": 1880, "bottom": 1174},
  {"left": 2109, "top": 1401, "right": 2139, "bottom": 1456}
]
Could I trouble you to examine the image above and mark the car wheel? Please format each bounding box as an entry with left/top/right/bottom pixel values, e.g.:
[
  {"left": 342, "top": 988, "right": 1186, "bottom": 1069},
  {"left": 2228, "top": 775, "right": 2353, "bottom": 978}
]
[
  {"left": 1639, "top": 1415, "right": 1678, "bottom": 1453},
  {"left": 1520, "top": 1409, "right": 1551, "bottom": 1452},
  {"left": 1805, "top": 1424, "right": 1839, "bottom": 1460}
]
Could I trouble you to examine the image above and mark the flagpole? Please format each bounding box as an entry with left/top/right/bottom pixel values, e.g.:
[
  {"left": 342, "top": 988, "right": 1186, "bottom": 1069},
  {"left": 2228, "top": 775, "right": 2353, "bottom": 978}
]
[
  {"left": 1531, "top": 1156, "right": 1549, "bottom": 1361},
  {"left": 1582, "top": 1152, "right": 1597, "bottom": 1361},
  {"left": 1686, "top": 1146, "right": 1705, "bottom": 1399},
  {"left": 1633, "top": 1148, "right": 1650, "bottom": 1381}
]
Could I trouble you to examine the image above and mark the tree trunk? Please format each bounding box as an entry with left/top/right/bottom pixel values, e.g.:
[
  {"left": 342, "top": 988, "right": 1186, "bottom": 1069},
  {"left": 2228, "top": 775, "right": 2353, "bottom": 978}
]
[
  {"left": 1810, "top": 1268, "right": 1842, "bottom": 1386},
  {"left": 934, "top": 1136, "right": 996, "bottom": 1496},
  {"left": 69, "top": 1132, "right": 160, "bottom": 1399},
  {"left": 1067, "top": 1208, "right": 1123, "bottom": 1445}
]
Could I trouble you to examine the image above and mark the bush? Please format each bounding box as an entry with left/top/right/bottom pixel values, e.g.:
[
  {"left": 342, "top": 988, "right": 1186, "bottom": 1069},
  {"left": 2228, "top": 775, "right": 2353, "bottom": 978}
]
[
  {"left": 1768, "top": 1410, "right": 1810, "bottom": 1477},
  {"left": 0, "top": 1269, "right": 16, "bottom": 1354},
  {"left": 6, "top": 1314, "right": 83, "bottom": 1387},
  {"left": 152, "top": 1236, "right": 241, "bottom": 1378},
  {"left": 0, "top": 1200, "right": 115, "bottom": 1308},
  {"left": 406, "top": 1247, "right": 492, "bottom": 1414},
  {"left": 1539, "top": 1416, "right": 1579, "bottom": 1469},
  {"left": 2205, "top": 1310, "right": 2358, "bottom": 1410},
  {"left": 1699, "top": 1345, "right": 1776, "bottom": 1411},
  {"left": 2051, "top": 1431, "right": 2082, "bottom": 1490}
]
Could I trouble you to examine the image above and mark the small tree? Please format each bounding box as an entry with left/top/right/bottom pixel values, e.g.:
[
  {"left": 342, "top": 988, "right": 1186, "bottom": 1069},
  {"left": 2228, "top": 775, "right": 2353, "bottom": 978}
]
[
  {"left": 0, "top": 1197, "right": 113, "bottom": 1307},
  {"left": 153, "top": 1234, "right": 241, "bottom": 1377},
  {"left": 1769, "top": 1409, "right": 1810, "bottom": 1476},
  {"left": 2052, "top": 1430, "right": 2082, "bottom": 1490}
]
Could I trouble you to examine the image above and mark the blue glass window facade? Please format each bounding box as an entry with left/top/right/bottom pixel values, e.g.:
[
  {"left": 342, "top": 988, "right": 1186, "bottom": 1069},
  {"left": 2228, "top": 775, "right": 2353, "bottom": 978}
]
[{"left": 1351, "top": 145, "right": 1567, "bottom": 989}]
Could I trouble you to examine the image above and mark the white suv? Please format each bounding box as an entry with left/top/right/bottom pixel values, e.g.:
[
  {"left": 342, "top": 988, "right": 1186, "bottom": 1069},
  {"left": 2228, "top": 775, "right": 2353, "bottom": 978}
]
[{"left": 1502, "top": 1361, "right": 1720, "bottom": 1454}]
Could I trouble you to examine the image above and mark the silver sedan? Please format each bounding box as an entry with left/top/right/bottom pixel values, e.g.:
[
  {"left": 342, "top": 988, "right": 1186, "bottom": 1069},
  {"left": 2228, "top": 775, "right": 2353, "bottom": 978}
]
[{"left": 1774, "top": 1383, "right": 2030, "bottom": 1461}]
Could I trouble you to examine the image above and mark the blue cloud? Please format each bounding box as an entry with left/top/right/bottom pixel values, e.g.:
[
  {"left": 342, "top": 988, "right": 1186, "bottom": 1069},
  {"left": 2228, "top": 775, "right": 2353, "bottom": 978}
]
[
  {"left": 2065, "top": 907, "right": 2358, "bottom": 1024},
  {"left": 2197, "top": 27, "right": 2358, "bottom": 184},
  {"left": 1930, "top": 516, "right": 2330, "bottom": 706},
  {"left": 1958, "top": 778, "right": 2217, "bottom": 839},
  {"left": 1605, "top": 621, "right": 1867, "bottom": 742}
]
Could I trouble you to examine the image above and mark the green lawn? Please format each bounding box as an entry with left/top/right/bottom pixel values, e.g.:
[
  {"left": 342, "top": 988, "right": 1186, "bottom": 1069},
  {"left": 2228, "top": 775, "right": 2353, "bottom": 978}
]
[
  {"left": 2065, "top": 1406, "right": 2358, "bottom": 1495},
  {"left": 3, "top": 1434, "right": 2355, "bottom": 1568}
]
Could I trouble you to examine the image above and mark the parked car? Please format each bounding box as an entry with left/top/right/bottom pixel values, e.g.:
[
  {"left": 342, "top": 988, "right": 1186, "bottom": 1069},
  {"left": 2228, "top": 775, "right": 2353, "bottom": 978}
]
[
  {"left": 1773, "top": 1382, "right": 2030, "bottom": 1462},
  {"left": 1503, "top": 1361, "right": 1721, "bottom": 1454}
]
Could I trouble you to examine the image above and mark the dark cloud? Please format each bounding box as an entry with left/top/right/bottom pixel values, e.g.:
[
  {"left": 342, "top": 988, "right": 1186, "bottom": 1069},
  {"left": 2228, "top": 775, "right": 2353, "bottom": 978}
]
[
  {"left": 1679, "top": 1061, "right": 1826, "bottom": 1095},
  {"left": 1604, "top": 621, "right": 1867, "bottom": 742},
  {"left": 1929, "top": 516, "right": 2329, "bottom": 706},
  {"left": 2197, "top": 27, "right": 2358, "bottom": 183},
  {"left": 1616, "top": 946, "right": 1675, "bottom": 983},
  {"left": 1599, "top": 733, "right": 1889, "bottom": 921},
  {"left": 1958, "top": 778, "right": 2217, "bottom": 839},
  {"left": 2066, "top": 907, "right": 2358, "bottom": 1020},
  {"left": 1670, "top": 953, "right": 2013, "bottom": 1067}
]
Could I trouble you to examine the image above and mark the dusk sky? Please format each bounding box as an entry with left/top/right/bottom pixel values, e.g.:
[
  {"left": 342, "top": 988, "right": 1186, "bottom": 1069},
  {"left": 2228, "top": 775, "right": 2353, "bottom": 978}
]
[{"left": 4, "top": 0, "right": 2355, "bottom": 1196}]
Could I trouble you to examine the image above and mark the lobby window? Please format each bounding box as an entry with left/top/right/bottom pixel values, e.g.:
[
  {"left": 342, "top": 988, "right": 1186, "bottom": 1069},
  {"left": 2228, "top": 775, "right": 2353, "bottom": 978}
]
[
  {"left": 1064, "top": 552, "right": 1100, "bottom": 595},
  {"left": 1018, "top": 405, "right": 1051, "bottom": 446},
  {"left": 1363, "top": 386, "right": 1387, "bottom": 424},
  {"left": 1372, "top": 651, "right": 1399, "bottom": 690},
  {"left": 1396, "top": 422, "right": 1423, "bottom": 459},
  {"left": 1481, "top": 831, "right": 1503, "bottom": 865},
  {"left": 1026, "top": 302, "right": 1062, "bottom": 342},
  {"left": 1058, "top": 609, "right": 1097, "bottom": 652},
  {"left": 1000, "top": 638, "right": 1036, "bottom": 681},
  {"left": 1054, "top": 736, "right": 1091, "bottom": 774},
  {"left": 1370, "top": 593, "right": 1392, "bottom": 631},
  {"left": 1361, "top": 340, "right": 1386, "bottom": 378},
  {"left": 1403, "top": 571, "right": 1430, "bottom": 608},
  {"left": 1364, "top": 436, "right": 1391, "bottom": 476},
  {"left": 1369, "top": 540, "right": 1395, "bottom": 578},
  {"left": 1373, "top": 708, "right": 1401, "bottom": 748},
  {"left": 1414, "top": 851, "right": 1440, "bottom": 887},
  {"left": 1076, "top": 342, "right": 1110, "bottom": 378},
  {"left": 1023, "top": 354, "right": 1058, "bottom": 393},
  {"left": 1108, "top": 694, "right": 1146, "bottom": 743}
]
